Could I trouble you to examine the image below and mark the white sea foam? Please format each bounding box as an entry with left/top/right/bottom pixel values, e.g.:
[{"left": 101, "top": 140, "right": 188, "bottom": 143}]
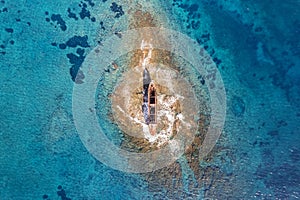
[
  {"left": 117, "top": 93, "right": 186, "bottom": 147},
  {"left": 140, "top": 39, "right": 153, "bottom": 68}
]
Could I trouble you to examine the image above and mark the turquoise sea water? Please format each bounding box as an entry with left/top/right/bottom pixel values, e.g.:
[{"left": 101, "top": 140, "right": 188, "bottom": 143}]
[{"left": 0, "top": 0, "right": 299, "bottom": 199}]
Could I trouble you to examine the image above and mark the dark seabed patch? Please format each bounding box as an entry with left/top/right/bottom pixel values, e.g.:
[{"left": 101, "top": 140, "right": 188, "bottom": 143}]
[
  {"left": 49, "top": 14, "right": 67, "bottom": 31},
  {"left": 56, "top": 35, "right": 90, "bottom": 82},
  {"left": 110, "top": 2, "right": 124, "bottom": 18},
  {"left": 59, "top": 43, "right": 67, "bottom": 50},
  {"left": 79, "top": 3, "right": 91, "bottom": 19},
  {"left": 46, "top": 2, "right": 99, "bottom": 82},
  {"left": 65, "top": 35, "right": 90, "bottom": 48},
  {"left": 256, "top": 161, "right": 300, "bottom": 199},
  {"left": 230, "top": 95, "right": 246, "bottom": 117},
  {"left": 56, "top": 185, "right": 72, "bottom": 200},
  {"left": 43, "top": 185, "right": 72, "bottom": 200},
  {"left": 76, "top": 0, "right": 97, "bottom": 22},
  {"left": 4, "top": 28, "right": 13, "bottom": 33},
  {"left": 68, "top": 48, "right": 86, "bottom": 83},
  {"left": 67, "top": 8, "right": 78, "bottom": 20},
  {"left": 84, "top": 0, "right": 95, "bottom": 7}
]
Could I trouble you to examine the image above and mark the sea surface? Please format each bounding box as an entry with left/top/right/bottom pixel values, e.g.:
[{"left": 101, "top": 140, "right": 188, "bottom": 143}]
[{"left": 0, "top": 0, "right": 299, "bottom": 199}]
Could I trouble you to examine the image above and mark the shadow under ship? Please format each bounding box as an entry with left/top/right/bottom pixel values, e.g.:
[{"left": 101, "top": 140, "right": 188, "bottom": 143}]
[{"left": 142, "top": 68, "right": 157, "bottom": 135}]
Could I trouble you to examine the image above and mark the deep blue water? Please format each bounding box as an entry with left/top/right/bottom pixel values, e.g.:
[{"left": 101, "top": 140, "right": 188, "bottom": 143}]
[{"left": 0, "top": 0, "right": 299, "bottom": 199}]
